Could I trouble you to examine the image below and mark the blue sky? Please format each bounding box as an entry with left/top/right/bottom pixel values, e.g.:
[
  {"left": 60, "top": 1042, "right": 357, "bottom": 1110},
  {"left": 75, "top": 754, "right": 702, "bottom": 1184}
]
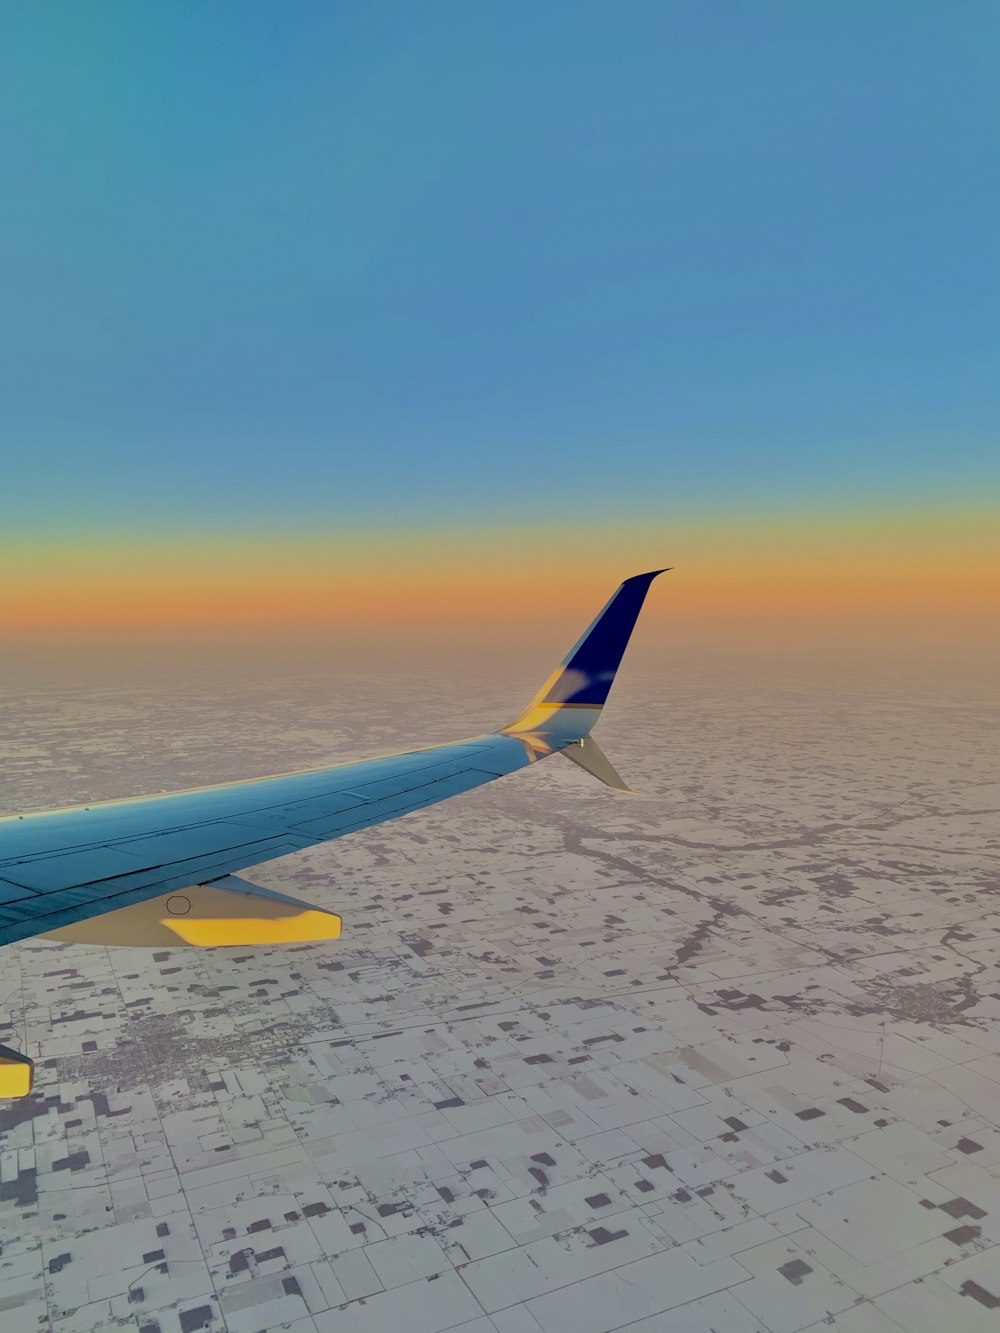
[{"left": 1, "top": 1, "right": 997, "bottom": 532}]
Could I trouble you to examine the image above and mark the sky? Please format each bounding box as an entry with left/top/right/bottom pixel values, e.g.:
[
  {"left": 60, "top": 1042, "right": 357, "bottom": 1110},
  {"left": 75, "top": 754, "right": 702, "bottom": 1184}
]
[{"left": 1, "top": 2, "right": 997, "bottom": 659}]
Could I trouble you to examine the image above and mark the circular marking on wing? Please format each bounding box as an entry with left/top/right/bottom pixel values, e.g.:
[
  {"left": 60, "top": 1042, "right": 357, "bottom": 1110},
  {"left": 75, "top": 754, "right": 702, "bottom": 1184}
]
[{"left": 165, "top": 895, "right": 192, "bottom": 916}]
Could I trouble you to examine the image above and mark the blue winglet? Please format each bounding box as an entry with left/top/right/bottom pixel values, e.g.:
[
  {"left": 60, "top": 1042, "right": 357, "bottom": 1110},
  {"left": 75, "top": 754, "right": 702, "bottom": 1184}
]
[
  {"left": 544, "top": 569, "right": 669, "bottom": 707},
  {"left": 504, "top": 569, "right": 669, "bottom": 741}
]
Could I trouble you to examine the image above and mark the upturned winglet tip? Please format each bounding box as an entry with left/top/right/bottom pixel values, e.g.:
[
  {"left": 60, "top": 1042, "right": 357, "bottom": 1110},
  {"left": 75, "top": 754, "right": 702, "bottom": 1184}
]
[{"left": 622, "top": 567, "right": 672, "bottom": 587}]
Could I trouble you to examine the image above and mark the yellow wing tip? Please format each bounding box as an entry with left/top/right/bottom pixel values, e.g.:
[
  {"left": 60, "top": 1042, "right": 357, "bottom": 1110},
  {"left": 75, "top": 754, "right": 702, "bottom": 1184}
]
[
  {"left": 0, "top": 1044, "right": 34, "bottom": 1098},
  {"left": 170, "top": 909, "right": 342, "bottom": 947}
]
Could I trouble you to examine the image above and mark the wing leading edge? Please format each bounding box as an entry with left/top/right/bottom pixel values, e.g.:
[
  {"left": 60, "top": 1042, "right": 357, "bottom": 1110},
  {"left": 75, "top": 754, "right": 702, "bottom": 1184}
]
[{"left": 0, "top": 570, "right": 666, "bottom": 953}]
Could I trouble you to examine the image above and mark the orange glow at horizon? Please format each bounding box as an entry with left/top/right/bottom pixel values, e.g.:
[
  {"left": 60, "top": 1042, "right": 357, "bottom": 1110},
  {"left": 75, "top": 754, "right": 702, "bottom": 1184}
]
[{"left": 3, "top": 506, "right": 998, "bottom": 646}]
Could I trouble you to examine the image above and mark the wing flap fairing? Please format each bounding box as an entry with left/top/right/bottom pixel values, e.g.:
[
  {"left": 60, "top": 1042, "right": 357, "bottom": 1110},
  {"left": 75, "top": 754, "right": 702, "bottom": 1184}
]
[{"left": 42, "top": 874, "right": 342, "bottom": 948}]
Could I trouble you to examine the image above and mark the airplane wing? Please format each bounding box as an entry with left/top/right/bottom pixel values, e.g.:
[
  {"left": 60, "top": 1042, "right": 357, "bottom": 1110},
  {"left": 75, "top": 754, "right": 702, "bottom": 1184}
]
[{"left": 0, "top": 569, "right": 666, "bottom": 1094}]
